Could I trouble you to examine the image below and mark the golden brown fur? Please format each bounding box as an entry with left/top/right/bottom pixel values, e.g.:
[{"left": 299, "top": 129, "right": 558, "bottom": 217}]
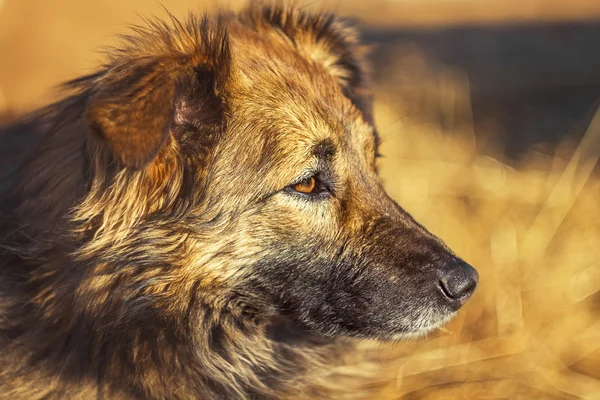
[{"left": 0, "top": 4, "right": 477, "bottom": 399}]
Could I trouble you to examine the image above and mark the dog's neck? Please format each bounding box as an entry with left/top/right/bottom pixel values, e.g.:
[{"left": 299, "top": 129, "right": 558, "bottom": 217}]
[{"left": 0, "top": 270, "right": 347, "bottom": 399}]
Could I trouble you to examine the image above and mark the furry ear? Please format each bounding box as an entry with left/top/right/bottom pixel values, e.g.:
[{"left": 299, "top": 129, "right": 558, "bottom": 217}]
[
  {"left": 86, "top": 60, "right": 178, "bottom": 169},
  {"left": 255, "top": 6, "right": 374, "bottom": 123},
  {"left": 84, "top": 15, "right": 230, "bottom": 169}
]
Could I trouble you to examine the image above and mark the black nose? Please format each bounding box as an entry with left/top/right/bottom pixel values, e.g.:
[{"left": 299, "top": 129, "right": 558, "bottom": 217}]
[{"left": 439, "top": 260, "right": 478, "bottom": 306}]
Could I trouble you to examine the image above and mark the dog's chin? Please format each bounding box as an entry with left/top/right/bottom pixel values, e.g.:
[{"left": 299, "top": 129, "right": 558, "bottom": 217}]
[
  {"left": 268, "top": 303, "right": 459, "bottom": 342},
  {"left": 382, "top": 311, "right": 458, "bottom": 341},
  {"left": 281, "top": 311, "right": 458, "bottom": 343}
]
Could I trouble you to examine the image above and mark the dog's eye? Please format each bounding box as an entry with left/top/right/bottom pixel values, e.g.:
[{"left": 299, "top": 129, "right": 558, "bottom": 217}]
[
  {"left": 287, "top": 175, "right": 329, "bottom": 199},
  {"left": 293, "top": 177, "right": 317, "bottom": 194}
]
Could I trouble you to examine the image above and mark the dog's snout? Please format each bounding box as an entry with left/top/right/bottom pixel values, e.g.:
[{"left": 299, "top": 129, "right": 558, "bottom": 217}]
[{"left": 438, "top": 260, "right": 478, "bottom": 306}]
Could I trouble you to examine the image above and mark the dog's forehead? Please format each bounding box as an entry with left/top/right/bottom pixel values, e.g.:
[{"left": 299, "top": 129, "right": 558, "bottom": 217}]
[{"left": 226, "top": 33, "right": 373, "bottom": 156}]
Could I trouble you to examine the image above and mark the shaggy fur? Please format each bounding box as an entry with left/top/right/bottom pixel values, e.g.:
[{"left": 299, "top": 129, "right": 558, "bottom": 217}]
[{"left": 0, "top": 5, "right": 477, "bottom": 399}]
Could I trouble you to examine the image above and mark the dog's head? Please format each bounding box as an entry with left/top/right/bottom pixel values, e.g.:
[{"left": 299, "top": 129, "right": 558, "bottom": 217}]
[{"left": 78, "top": 6, "right": 477, "bottom": 341}]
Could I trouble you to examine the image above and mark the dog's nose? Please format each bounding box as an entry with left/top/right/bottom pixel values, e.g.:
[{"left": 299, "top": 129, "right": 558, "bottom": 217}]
[{"left": 439, "top": 260, "right": 478, "bottom": 305}]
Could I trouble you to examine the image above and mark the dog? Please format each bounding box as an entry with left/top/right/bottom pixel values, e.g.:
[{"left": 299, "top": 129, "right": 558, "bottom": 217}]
[{"left": 0, "top": 5, "right": 478, "bottom": 399}]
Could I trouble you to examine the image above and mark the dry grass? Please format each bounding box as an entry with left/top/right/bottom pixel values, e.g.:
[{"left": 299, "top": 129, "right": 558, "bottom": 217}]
[
  {"left": 0, "top": 1, "right": 599, "bottom": 398},
  {"left": 372, "top": 63, "right": 600, "bottom": 399}
]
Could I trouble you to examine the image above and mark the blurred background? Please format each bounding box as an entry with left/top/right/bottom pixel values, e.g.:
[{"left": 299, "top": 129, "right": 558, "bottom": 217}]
[{"left": 1, "top": 0, "right": 599, "bottom": 398}]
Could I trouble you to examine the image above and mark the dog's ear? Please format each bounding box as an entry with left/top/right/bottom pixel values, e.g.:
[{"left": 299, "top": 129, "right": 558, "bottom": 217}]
[
  {"left": 84, "top": 19, "right": 230, "bottom": 169},
  {"left": 86, "top": 60, "right": 180, "bottom": 169},
  {"left": 256, "top": 7, "right": 374, "bottom": 123}
]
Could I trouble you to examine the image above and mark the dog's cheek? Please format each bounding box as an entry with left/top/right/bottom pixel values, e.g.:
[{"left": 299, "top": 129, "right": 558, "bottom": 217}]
[{"left": 235, "top": 246, "right": 358, "bottom": 336}]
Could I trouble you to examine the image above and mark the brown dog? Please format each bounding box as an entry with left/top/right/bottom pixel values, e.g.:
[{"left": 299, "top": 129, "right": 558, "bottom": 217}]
[{"left": 0, "top": 5, "right": 478, "bottom": 399}]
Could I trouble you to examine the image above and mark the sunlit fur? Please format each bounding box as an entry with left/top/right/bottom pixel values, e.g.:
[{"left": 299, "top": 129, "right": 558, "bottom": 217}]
[{"left": 0, "top": 4, "right": 474, "bottom": 399}]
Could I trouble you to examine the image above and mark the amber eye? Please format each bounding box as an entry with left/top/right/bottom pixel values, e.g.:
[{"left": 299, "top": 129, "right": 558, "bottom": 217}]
[
  {"left": 293, "top": 176, "right": 317, "bottom": 194},
  {"left": 286, "top": 174, "right": 331, "bottom": 199}
]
